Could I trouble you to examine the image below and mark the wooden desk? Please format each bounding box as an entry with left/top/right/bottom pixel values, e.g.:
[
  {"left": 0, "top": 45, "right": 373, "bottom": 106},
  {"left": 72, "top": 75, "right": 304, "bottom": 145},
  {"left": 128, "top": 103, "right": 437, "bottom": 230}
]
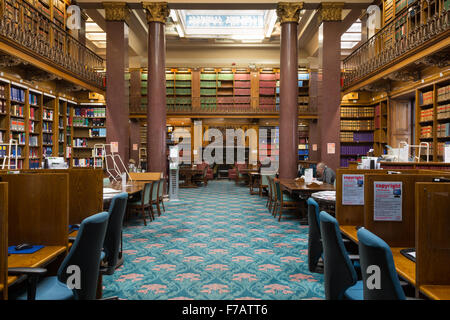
[
  {"left": 106, "top": 181, "right": 148, "bottom": 195},
  {"left": 7, "top": 246, "right": 67, "bottom": 286},
  {"left": 340, "top": 225, "right": 416, "bottom": 286},
  {"left": 420, "top": 285, "right": 450, "bottom": 300},
  {"left": 279, "top": 179, "right": 335, "bottom": 194}
]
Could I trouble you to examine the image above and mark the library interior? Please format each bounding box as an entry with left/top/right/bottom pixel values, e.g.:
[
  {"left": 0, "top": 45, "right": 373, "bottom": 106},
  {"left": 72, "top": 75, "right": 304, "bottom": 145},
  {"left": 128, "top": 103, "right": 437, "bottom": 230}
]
[{"left": 0, "top": 0, "right": 449, "bottom": 302}]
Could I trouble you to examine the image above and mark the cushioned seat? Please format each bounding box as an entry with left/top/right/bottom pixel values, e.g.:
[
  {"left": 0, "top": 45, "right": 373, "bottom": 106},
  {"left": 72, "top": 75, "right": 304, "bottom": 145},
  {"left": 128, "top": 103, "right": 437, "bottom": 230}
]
[
  {"left": 344, "top": 280, "right": 363, "bottom": 300},
  {"left": 283, "top": 194, "right": 299, "bottom": 202},
  {"left": 17, "top": 277, "right": 74, "bottom": 300}
]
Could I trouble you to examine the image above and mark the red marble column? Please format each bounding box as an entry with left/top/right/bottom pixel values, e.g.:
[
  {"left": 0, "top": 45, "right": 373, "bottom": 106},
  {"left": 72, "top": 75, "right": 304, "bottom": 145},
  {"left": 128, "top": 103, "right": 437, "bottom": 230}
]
[
  {"left": 144, "top": 3, "right": 169, "bottom": 174},
  {"left": 317, "top": 3, "right": 344, "bottom": 171},
  {"left": 104, "top": 4, "right": 130, "bottom": 166},
  {"left": 277, "top": 3, "right": 302, "bottom": 179}
]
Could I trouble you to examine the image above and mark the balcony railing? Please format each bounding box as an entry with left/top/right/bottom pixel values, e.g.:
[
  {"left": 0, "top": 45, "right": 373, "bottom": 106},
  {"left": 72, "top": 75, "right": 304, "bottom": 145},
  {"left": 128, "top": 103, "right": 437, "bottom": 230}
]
[
  {"left": 130, "top": 104, "right": 318, "bottom": 116},
  {"left": 343, "top": 2, "right": 449, "bottom": 89},
  {"left": 0, "top": 0, "right": 104, "bottom": 89}
]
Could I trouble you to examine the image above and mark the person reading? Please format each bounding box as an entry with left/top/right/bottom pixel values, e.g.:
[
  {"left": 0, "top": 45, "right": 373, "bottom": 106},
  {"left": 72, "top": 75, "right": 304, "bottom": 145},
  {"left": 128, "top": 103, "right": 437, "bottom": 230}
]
[{"left": 316, "top": 162, "right": 335, "bottom": 185}]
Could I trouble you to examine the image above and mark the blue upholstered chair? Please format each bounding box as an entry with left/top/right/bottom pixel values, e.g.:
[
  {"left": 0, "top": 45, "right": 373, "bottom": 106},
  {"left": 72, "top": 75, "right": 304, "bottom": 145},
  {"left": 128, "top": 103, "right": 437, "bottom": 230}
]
[
  {"left": 319, "top": 211, "right": 363, "bottom": 300},
  {"left": 357, "top": 228, "right": 406, "bottom": 300},
  {"left": 102, "top": 192, "right": 128, "bottom": 275},
  {"left": 157, "top": 178, "right": 165, "bottom": 214},
  {"left": 10, "top": 211, "right": 110, "bottom": 300},
  {"left": 260, "top": 174, "right": 275, "bottom": 203},
  {"left": 307, "top": 198, "right": 322, "bottom": 272},
  {"left": 151, "top": 179, "right": 161, "bottom": 216}
]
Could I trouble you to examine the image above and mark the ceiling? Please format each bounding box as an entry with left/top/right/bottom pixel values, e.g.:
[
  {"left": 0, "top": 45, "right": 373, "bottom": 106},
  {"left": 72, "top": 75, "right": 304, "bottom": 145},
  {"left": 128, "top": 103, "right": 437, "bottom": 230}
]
[{"left": 82, "top": 5, "right": 365, "bottom": 69}]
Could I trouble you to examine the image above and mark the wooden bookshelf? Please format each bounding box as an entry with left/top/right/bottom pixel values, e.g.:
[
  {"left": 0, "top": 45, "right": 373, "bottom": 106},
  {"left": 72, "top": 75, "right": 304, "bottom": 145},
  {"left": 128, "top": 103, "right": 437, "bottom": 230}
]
[
  {"left": 72, "top": 102, "right": 106, "bottom": 168},
  {"left": 374, "top": 100, "right": 389, "bottom": 156},
  {"left": 339, "top": 101, "right": 376, "bottom": 167},
  {"left": 298, "top": 121, "right": 309, "bottom": 161}
]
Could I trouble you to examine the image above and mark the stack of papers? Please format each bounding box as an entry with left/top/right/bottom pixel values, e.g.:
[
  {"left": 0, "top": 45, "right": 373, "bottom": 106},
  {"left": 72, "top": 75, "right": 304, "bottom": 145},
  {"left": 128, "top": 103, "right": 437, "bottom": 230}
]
[{"left": 103, "top": 188, "right": 121, "bottom": 194}]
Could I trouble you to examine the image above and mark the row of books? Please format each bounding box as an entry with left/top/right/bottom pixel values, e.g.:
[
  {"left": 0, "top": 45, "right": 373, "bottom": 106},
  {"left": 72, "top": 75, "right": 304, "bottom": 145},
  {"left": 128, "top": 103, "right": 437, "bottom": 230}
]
[
  {"left": 298, "top": 96, "right": 309, "bottom": 104},
  {"left": 437, "top": 85, "right": 450, "bottom": 102},
  {"left": 29, "top": 93, "right": 39, "bottom": 105},
  {"left": 0, "top": 99, "right": 5, "bottom": 113},
  {"left": 167, "top": 97, "right": 192, "bottom": 105},
  {"left": 420, "top": 90, "right": 434, "bottom": 106},
  {"left": 43, "top": 146, "right": 53, "bottom": 156},
  {"left": 12, "top": 133, "right": 26, "bottom": 144},
  {"left": 166, "top": 74, "right": 192, "bottom": 81},
  {"left": 167, "top": 88, "right": 192, "bottom": 95},
  {"left": 89, "top": 128, "right": 107, "bottom": 138},
  {"left": 420, "top": 109, "right": 434, "bottom": 122},
  {"left": 10, "top": 119, "right": 25, "bottom": 132},
  {"left": 29, "top": 147, "right": 40, "bottom": 157},
  {"left": 73, "top": 138, "right": 88, "bottom": 147},
  {"left": 340, "top": 131, "right": 374, "bottom": 142},
  {"left": 259, "top": 88, "right": 275, "bottom": 95},
  {"left": 437, "top": 123, "right": 450, "bottom": 138},
  {"left": 29, "top": 121, "right": 38, "bottom": 133},
  {"left": 73, "top": 118, "right": 90, "bottom": 127},
  {"left": 437, "top": 104, "right": 450, "bottom": 120},
  {"left": 73, "top": 158, "right": 96, "bottom": 167},
  {"left": 340, "top": 157, "right": 358, "bottom": 168},
  {"left": 43, "top": 109, "right": 53, "bottom": 121},
  {"left": 0, "top": 85, "right": 6, "bottom": 99},
  {"left": 29, "top": 159, "right": 40, "bottom": 169},
  {"left": 29, "top": 107, "right": 39, "bottom": 120},
  {"left": 340, "top": 120, "right": 374, "bottom": 131},
  {"left": 420, "top": 125, "right": 433, "bottom": 138},
  {"left": 259, "top": 81, "right": 277, "bottom": 88},
  {"left": 43, "top": 133, "right": 53, "bottom": 145},
  {"left": 29, "top": 136, "right": 39, "bottom": 147},
  {"left": 10, "top": 105, "right": 24, "bottom": 117},
  {"left": 341, "top": 145, "right": 373, "bottom": 155},
  {"left": 341, "top": 107, "right": 375, "bottom": 118},
  {"left": 74, "top": 107, "right": 106, "bottom": 118},
  {"left": 43, "top": 122, "right": 52, "bottom": 132},
  {"left": 10, "top": 88, "right": 25, "bottom": 103},
  {"left": 11, "top": 146, "right": 23, "bottom": 157}
]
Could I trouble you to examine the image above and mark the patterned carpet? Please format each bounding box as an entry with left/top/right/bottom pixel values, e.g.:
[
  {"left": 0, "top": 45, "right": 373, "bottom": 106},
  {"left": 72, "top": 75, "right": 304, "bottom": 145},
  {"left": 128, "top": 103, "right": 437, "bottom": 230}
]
[{"left": 102, "top": 180, "right": 324, "bottom": 300}]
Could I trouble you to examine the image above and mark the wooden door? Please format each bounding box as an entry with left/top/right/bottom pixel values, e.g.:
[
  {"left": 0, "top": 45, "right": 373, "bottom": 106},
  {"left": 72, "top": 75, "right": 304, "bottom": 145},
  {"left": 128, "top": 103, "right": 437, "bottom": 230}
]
[{"left": 389, "top": 99, "right": 412, "bottom": 149}]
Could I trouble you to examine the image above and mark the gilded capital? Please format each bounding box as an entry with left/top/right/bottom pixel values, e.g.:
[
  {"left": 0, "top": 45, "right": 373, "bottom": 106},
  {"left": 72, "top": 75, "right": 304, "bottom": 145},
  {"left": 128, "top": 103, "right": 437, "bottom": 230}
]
[
  {"left": 276, "top": 2, "right": 303, "bottom": 24},
  {"left": 142, "top": 2, "right": 170, "bottom": 24},
  {"left": 103, "top": 2, "right": 130, "bottom": 24},
  {"left": 318, "top": 2, "right": 344, "bottom": 24}
]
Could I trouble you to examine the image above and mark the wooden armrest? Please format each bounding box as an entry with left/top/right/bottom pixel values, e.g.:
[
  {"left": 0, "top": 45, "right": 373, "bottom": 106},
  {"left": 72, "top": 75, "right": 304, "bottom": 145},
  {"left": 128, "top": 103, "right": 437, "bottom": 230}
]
[{"left": 8, "top": 267, "right": 47, "bottom": 276}]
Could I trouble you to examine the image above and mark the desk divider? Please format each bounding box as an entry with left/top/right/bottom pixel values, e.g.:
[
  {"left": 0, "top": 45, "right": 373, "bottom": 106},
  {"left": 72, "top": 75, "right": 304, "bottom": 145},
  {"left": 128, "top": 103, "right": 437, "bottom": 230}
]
[
  {"left": 129, "top": 172, "right": 162, "bottom": 181},
  {"left": 415, "top": 182, "right": 450, "bottom": 292},
  {"left": 0, "top": 173, "right": 69, "bottom": 247},
  {"left": 364, "top": 172, "right": 450, "bottom": 248},
  {"left": 0, "top": 183, "right": 7, "bottom": 300},
  {"left": 1, "top": 169, "right": 103, "bottom": 225}
]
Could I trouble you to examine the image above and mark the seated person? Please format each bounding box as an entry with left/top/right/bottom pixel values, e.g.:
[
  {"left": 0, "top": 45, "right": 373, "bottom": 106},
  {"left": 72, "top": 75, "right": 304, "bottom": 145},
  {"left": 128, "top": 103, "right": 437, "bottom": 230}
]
[{"left": 316, "top": 162, "right": 335, "bottom": 185}]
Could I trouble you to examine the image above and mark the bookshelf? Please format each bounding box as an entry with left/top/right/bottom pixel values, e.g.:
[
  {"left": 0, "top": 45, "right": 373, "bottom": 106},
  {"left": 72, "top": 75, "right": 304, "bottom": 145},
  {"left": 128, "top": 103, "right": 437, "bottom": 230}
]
[
  {"left": 259, "top": 125, "right": 279, "bottom": 167},
  {"left": 416, "top": 84, "right": 435, "bottom": 160},
  {"left": 374, "top": 100, "right": 389, "bottom": 156},
  {"left": 298, "top": 121, "right": 309, "bottom": 161},
  {"left": 234, "top": 69, "right": 252, "bottom": 112},
  {"left": 340, "top": 102, "right": 375, "bottom": 167},
  {"left": 28, "top": 89, "right": 42, "bottom": 169},
  {"left": 435, "top": 80, "right": 450, "bottom": 161},
  {"left": 217, "top": 69, "right": 235, "bottom": 112},
  {"left": 298, "top": 70, "right": 310, "bottom": 114},
  {"left": 72, "top": 102, "right": 106, "bottom": 167},
  {"left": 200, "top": 68, "right": 217, "bottom": 112},
  {"left": 259, "top": 68, "right": 277, "bottom": 113}
]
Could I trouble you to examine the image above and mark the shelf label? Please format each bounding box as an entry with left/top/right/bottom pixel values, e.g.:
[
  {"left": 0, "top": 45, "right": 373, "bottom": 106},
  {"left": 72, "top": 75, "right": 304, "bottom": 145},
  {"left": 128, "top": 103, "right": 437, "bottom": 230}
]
[
  {"left": 342, "top": 174, "right": 364, "bottom": 205},
  {"left": 374, "top": 181, "right": 402, "bottom": 221}
]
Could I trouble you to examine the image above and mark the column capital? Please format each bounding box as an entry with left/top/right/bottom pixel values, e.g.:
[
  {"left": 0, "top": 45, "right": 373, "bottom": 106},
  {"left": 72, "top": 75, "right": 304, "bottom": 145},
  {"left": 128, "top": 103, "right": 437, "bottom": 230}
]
[
  {"left": 103, "top": 2, "right": 130, "bottom": 24},
  {"left": 318, "top": 2, "right": 345, "bottom": 24},
  {"left": 142, "top": 2, "right": 170, "bottom": 24},
  {"left": 276, "top": 2, "right": 303, "bottom": 24}
]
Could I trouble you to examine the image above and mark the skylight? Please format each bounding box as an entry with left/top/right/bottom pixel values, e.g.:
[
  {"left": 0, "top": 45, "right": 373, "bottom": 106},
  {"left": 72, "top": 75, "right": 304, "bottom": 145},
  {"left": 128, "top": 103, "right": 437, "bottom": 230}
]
[
  {"left": 341, "top": 19, "right": 362, "bottom": 50},
  {"left": 85, "top": 17, "right": 106, "bottom": 49},
  {"left": 171, "top": 10, "right": 278, "bottom": 42}
]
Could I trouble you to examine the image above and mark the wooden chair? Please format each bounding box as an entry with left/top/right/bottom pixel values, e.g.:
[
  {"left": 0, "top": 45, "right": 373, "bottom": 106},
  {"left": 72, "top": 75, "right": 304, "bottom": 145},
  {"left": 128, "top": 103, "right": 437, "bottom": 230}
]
[
  {"left": 157, "top": 178, "right": 165, "bottom": 214},
  {"left": 267, "top": 176, "right": 277, "bottom": 215},
  {"left": 127, "top": 182, "right": 154, "bottom": 226},
  {"left": 150, "top": 179, "right": 162, "bottom": 216},
  {"left": 273, "top": 178, "right": 301, "bottom": 221}
]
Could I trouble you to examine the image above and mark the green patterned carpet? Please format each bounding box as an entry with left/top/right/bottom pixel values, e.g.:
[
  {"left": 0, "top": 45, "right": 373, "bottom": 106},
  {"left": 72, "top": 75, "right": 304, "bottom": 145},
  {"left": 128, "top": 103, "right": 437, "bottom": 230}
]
[{"left": 102, "top": 180, "right": 324, "bottom": 300}]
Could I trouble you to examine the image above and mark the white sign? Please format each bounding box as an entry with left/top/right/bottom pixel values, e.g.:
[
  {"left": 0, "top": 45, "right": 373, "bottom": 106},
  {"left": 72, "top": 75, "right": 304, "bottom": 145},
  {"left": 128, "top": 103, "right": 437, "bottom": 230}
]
[
  {"left": 304, "top": 168, "right": 313, "bottom": 183},
  {"left": 342, "top": 174, "right": 364, "bottom": 205},
  {"left": 111, "top": 142, "right": 118, "bottom": 153},
  {"left": 374, "top": 181, "right": 402, "bottom": 221},
  {"left": 327, "top": 143, "right": 335, "bottom": 154},
  {"left": 445, "top": 144, "right": 450, "bottom": 163}
]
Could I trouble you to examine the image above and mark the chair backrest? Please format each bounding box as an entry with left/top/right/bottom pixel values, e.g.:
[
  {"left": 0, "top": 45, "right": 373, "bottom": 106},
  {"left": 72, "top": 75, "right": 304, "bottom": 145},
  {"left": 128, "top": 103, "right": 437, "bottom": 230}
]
[
  {"left": 269, "top": 176, "right": 276, "bottom": 201},
  {"left": 357, "top": 228, "right": 406, "bottom": 300},
  {"left": 319, "top": 211, "right": 358, "bottom": 300},
  {"left": 307, "top": 198, "right": 323, "bottom": 271},
  {"left": 102, "top": 192, "right": 128, "bottom": 275},
  {"left": 307, "top": 198, "right": 321, "bottom": 233},
  {"left": 142, "top": 182, "right": 152, "bottom": 205},
  {"left": 274, "top": 179, "right": 282, "bottom": 201},
  {"left": 57, "top": 211, "right": 109, "bottom": 300},
  {"left": 151, "top": 179, "right": 160, "bottom": 201},
  {"left": 158, "top": 178, "right": 165, "bottom": 197},
  {"left": 261, "top": 174, "right": 275, "bottom": 187}
]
